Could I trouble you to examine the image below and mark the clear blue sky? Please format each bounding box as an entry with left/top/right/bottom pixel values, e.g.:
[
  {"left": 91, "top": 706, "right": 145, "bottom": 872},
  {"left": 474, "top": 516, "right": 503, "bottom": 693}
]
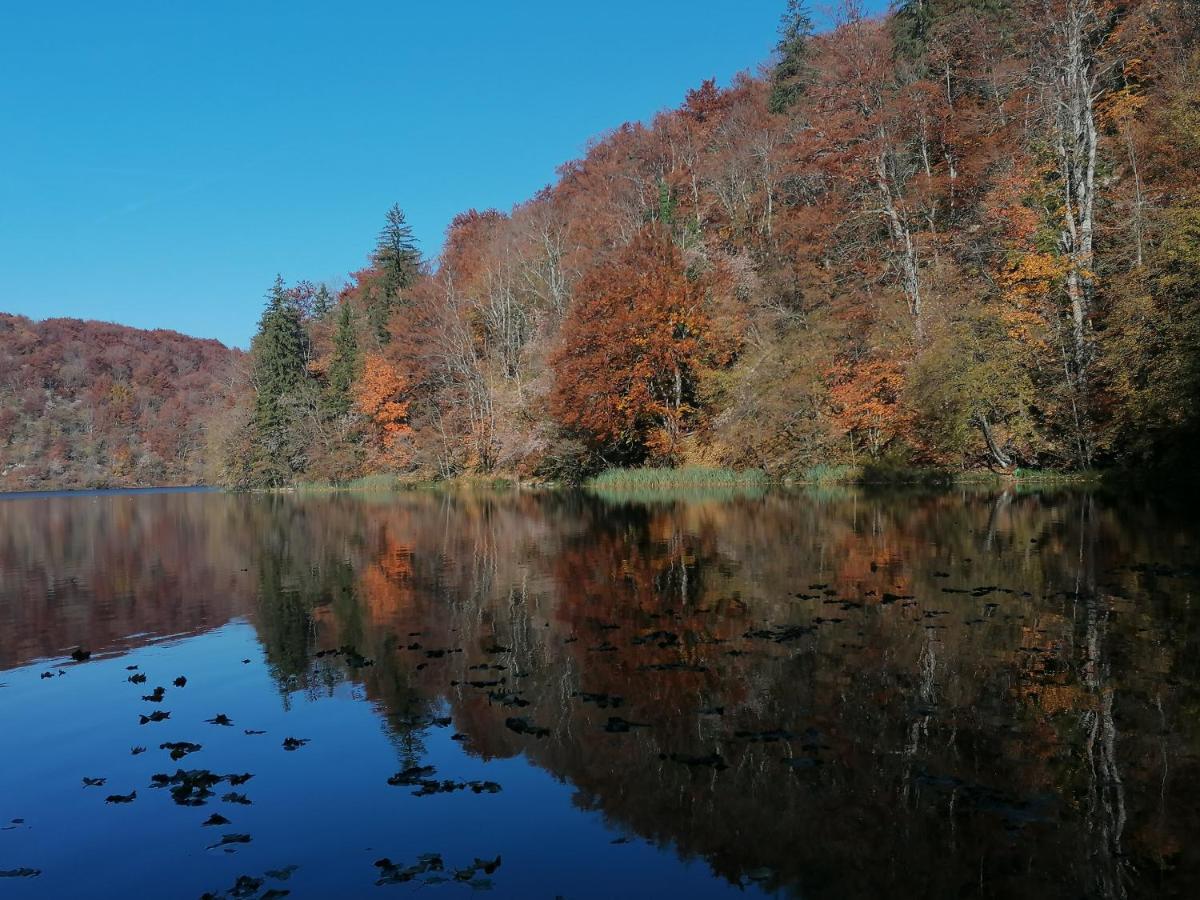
[{"left": 0, "top": 1, "right": 879, "bottom": 349}]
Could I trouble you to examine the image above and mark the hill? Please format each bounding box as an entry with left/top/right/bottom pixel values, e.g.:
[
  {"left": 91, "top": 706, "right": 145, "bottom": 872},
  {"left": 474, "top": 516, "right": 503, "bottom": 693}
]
[
  {"left": 227, "top": 0, "right": 1200, "bottom": 486},
  {"left": 0, "top": 314, "right": 247, "bottom": 490}
]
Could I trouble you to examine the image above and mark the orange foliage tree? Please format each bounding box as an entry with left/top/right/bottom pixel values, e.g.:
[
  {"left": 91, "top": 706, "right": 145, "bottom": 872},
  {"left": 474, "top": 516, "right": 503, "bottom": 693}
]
[
  {"left": 354, "top": 353, "right": 412, "bottom": 462},
  {"left": 551, "top": 226, "right": 733, "bottom": 463}
]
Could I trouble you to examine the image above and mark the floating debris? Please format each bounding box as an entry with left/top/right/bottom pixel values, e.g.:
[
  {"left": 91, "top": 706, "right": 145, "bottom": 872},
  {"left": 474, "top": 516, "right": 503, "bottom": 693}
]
[
  {"left": 744, "top": 625, "right": 816, "bottom": 643},
  {"left": 207, "top": 833, "right": 252, "bottom": 850},
  {"left": 227, "top": 773, "right": 253, "bottom": 786},
  {"left": 486, "top": 689, "right": 529, "bottom": 708},
  {"left": 151, "top": 769, "right": 224, "bottom": 806},
  {"left": 131, "top": 746, "right": 147, "bottom": 756},
  {"left": 662, "top": 752, "right": 727, "bottom": 771},
  {"left": 141, "top": 687, "right": 166, "bottom": 703},
  {"left": 139, "top": 710, "right": 170, "bottom": 725},
  {"left": 632, "top": 630, "right": 680, "bottom": 648},
  {"left": 173, "top": 676, "right": 187, "bottom": 688},
  {"left": 128, "top": 672, "right": 148, "bottom": 684},
  {"left": 374, "top": 853, "right": 444, "bottom": 886},
  {"left": 82, "top": 777, "right": 107, "bottom": 787},
  {"left": 243, "top": 729, "right": 267, "bottom": 736},
  {"left": 221, "top": 792, "right": 252, "bottom": 806},
  {"left": 603, "top": 717, "right": 651, "bottom": 733},
  {"left": 206, "top": 714, "right": 234, "bottom": 727},
  {"left": 639, "top": 662, "right": 708, "bottom": 672},
  {"left": 573, "top": 691, "right": 624, "bottom": 709},
  {"left": 734, "top": 728, "right": 795, "bottom": 743},
  {"left": 282, "top": 737, "right": 309, "bottom": 751},
  {"left": 341, "top": 645, "right": 374, "bottom": 668},
  {"left": 70, "top": 647, "right": 91, "bottom": 662},
  {"left": 505, "top": 717, "right": 549, "bottom": 738},
  {"left": 160, "top": 741, "right": 202, "bottom": 761},
  {"left": 105, "top": 790, "right": 137, "bottom": 804},
  {"left": 203, "top": 813, "right": 231, "bottom": 826},
  {"left": 0, "top": 868, "right": 41, "bottom": 878}
]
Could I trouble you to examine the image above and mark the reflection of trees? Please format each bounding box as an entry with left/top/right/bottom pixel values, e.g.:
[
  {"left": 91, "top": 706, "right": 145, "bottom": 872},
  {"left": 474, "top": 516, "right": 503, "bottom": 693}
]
[
  {"left": 0, "top": 491, "right": 256, "bottom": 666},
  {"left": 4, "top": 487, "right": 1199, "bottom": 896}
]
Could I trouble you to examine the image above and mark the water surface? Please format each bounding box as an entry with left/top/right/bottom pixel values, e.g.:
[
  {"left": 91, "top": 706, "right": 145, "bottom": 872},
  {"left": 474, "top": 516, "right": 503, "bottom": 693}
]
[{"left": 1, "top": 487, "right": 1197, "bottom": 897}]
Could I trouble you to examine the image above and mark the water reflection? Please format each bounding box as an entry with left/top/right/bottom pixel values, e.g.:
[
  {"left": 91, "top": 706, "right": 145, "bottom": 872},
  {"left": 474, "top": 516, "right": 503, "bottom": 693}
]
[{"left": 1, "top": 488, "right": 1198, "bottom": 897}]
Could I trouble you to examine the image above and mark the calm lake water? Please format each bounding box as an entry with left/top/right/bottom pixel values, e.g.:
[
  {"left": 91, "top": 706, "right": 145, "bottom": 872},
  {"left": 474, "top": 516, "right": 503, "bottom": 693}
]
[{"left": 1, "top": 487, "right": 1197, "bottom": 898}]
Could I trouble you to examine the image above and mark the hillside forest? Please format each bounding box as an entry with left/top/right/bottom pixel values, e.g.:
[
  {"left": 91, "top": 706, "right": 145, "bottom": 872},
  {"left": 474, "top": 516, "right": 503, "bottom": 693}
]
[{"left": 3, "top": 0, "right": 1198, "bottom": 490}]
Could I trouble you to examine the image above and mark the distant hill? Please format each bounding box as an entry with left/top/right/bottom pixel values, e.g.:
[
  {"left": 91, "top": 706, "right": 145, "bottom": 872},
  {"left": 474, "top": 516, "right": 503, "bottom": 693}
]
[{"left": 0, "top": 313, "right": 248, "bottom": 490}]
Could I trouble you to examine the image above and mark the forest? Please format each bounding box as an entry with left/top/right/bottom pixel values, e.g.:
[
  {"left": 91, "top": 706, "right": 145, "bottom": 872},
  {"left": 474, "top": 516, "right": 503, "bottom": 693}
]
[
  {"left": 0, "top": 314, "right": 243, "bottom": 490},
  {"left": 5, "top": 0, "right": 1198, "bottom": 490}
]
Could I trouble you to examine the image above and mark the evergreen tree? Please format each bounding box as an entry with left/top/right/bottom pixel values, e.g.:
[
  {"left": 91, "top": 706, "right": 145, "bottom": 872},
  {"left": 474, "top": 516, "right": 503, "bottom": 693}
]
[
  {"left": 326, "top": 300, "right": 359, "bottom": 418},
  {"left": 312, "top": 284, "right": 334, "bottom": 319},
  {"left": 769, "top": 0, "right": 815, "bottom": 114},
  {"left": 251, "top": 275, "right": 310, "bottom": 485},
  {"left": 368, "top": 204, "right": 421, "bottom": 343}
]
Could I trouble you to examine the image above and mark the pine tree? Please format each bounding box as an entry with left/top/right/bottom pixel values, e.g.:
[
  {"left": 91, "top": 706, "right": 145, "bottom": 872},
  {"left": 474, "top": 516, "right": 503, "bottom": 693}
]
[
  {"left": 368, "top": 204, "right": 421, "bottom": 343},
  {"left": 769, "top": 0, "right": 815, "bottom": 114},
  {"left": 312, "top": 284, "right": 334, "bottom": 318},
  {"left": 325, "top": 300, "right": 359, "bottom": 418},
  {"left": 251, "top": 275, "right": 310, "bottom": 485}
]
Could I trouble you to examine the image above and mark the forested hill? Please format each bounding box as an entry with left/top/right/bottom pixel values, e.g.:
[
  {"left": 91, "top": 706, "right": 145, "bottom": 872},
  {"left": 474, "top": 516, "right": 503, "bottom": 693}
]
[
  {"left": 11, "top": 0, "right": 1200, "bottom": 491},
  {"left": 222, "top": 0, "right": 1197, "bottom": 487},
  {"left": 0, "top": 314, "right": 246, "bottom": 490}
]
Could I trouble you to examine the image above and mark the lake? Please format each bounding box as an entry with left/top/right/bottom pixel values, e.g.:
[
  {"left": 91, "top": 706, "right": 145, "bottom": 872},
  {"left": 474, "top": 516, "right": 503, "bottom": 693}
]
[{"left": 0, "top": 486, "right": 1197, "bottom": 898}]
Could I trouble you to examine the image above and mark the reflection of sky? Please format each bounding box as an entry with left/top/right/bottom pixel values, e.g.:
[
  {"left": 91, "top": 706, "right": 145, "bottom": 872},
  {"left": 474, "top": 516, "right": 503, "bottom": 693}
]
[{"left": 0, "top": 624, "right": 761, "bottom": 898}]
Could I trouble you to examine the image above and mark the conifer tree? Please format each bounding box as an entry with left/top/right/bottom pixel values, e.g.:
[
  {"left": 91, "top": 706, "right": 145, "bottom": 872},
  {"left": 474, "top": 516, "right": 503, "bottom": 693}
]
[
  {"left": 769, "top": 0, "right": 815, "bottom": 113},
  {"left": 326, "top": 300, "right": 359, "bottom": 418},
  {"left": 368, "top": 204, "right": 421, "bottom": 343},
  {"left": 251, "top": 275, "right": 310, "bottom": 485}
]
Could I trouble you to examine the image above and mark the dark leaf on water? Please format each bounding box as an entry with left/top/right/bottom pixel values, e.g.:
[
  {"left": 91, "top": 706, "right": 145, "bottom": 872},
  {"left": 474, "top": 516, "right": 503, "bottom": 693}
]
[
  {"left": 105, "top": 790, "right": 137, "bottom": 804},
  {"left": 206, "top": 714, "right": 234, "bottom": 727},
  {"left": 139, "top": 710, "right": 170, "bottom": 724},
  {"left": 388, "top": 765, "right": 437, "bottom": 786},
  {"left": 734, "top": 728, "right": 795, "bottom": 743},
  {"left": 203, "top": 813, "right": 231, "bottom": 826},
  {"left": 662, "top": 752, "right": 727, "bottom": 771},
  {"left": 128, "top": 672, "right": 147, "bottom": 684},
  {"left": 281, "top": 737, "right": 308, "bottom": 751},
  {"left": 142, "top": 686, "right": 165, "bottom": 702},
  {"left": 603, "top": 717, "right": 651, "bottom": 733},
  {"left": 208, "top": 833, "right": 251, "bottom": 849},
  {"left": 160, "top": 741, "right": 202, "bottom": 761},
  {"left": 222, "top": 792, "right": 252, "bottom": 805},
  {"left": 573, "top": 691, "right": 624, "bottom": 708},
  {"left": 639, "top": 662, "right": 708, "bottom": 672},
  {"left": 173, "top": 676, "right": 187, "bottom": 687},
  {"left": 227, "top": 874, "right": 263, "bottom": 898},
  {"left": 504, "top": 717, "right": 549, "bottom": 737}
]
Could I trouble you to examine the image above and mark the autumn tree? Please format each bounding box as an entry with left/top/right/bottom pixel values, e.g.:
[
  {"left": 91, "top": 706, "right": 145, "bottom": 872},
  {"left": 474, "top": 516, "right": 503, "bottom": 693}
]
[
  {"left": 354, "top": 352, "right": 412, "bottom": 464},
  {"left": 551, "top": 226, "right": 734, "bottom": 463}
]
